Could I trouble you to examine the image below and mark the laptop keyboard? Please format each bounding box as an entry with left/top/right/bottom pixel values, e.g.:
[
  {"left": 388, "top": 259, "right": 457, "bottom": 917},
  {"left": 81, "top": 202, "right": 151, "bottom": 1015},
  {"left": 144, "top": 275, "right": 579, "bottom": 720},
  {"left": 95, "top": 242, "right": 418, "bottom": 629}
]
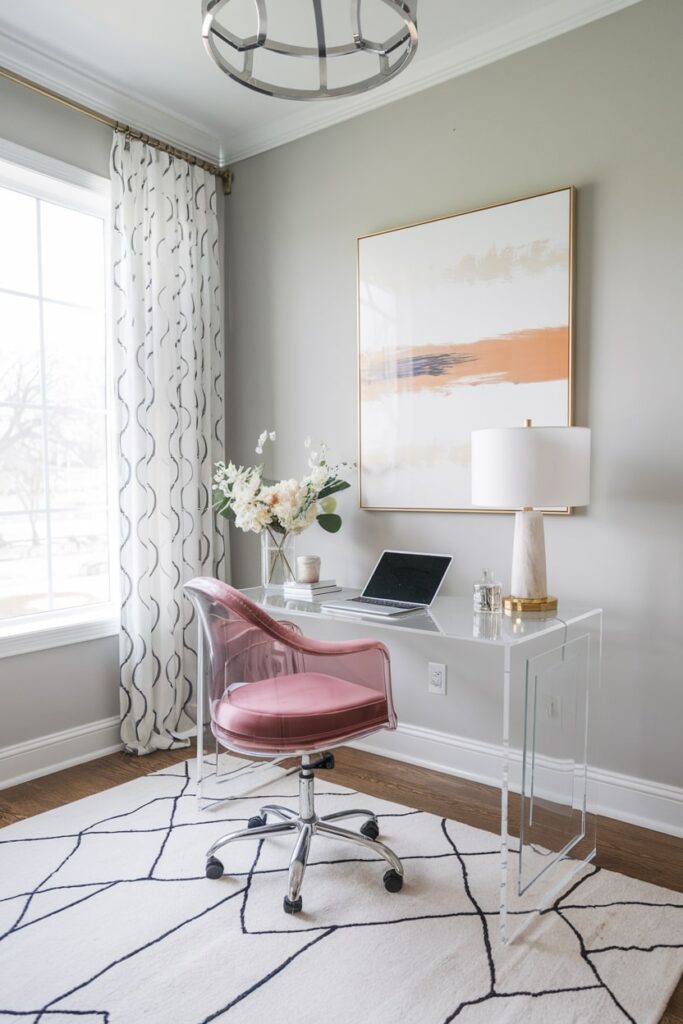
[{"left": 350, "top": 597, "right": 422, "bottom": 610}]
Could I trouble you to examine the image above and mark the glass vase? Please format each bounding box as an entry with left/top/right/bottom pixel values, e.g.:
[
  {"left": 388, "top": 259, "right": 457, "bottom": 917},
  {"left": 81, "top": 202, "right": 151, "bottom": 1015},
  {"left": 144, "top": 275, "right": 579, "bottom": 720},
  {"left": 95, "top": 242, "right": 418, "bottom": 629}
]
[{"left": 260, "top": 528, "right": 296, "bottom": 588}]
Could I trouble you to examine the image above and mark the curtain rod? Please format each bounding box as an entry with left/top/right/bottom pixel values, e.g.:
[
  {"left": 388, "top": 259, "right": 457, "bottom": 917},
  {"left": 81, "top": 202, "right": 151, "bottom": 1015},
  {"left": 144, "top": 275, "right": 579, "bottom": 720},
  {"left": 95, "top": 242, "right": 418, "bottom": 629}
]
[{"left": 0, "top": 64, "right": 233, "bottom": 195}]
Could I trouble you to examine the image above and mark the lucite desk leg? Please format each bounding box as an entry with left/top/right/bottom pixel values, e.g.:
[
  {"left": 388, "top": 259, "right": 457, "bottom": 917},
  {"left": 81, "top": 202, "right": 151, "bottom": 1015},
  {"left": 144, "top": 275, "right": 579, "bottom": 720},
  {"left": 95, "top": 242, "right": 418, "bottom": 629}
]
[
  {"left": 196, "top": 619, "right": 205, "bottom": 807},
  {"left": 499, "top": 642, "right": 512, "bottom": 944},
  {"left": 499, "top": 621, "right": 602, "bottom": 944}
]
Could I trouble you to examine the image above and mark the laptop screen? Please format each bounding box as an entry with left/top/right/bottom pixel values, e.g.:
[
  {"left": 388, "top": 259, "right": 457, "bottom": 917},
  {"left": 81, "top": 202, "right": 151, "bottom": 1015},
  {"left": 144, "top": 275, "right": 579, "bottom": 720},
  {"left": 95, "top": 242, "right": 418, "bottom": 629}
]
[{"left": 362, "top": 551, "right": 451, "bottom": 605}]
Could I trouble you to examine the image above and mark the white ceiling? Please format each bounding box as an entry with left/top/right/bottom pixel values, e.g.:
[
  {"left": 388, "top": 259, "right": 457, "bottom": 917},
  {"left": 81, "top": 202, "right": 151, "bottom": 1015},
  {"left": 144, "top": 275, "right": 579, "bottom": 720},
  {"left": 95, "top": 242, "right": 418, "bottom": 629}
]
[{"left": 0, "top": 0, "right": 641, "bottom": 166}]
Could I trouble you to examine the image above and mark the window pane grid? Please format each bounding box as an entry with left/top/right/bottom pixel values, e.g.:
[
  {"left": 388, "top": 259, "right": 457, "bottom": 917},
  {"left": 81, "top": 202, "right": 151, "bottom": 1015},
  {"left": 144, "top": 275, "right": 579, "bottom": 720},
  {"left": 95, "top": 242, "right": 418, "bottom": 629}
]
[
  {"left": 0, "top": 174, "right": 112, "bottom": 626},
  {"left": 35, "top": 197, "right": 55, "bottom": 610},
  {"left": 0, "top": 402, "right": 108, "bottom": 415},
  {"left": 0, "top": 505, "right": 109, "bottom": 518},
  {"left": 0, "top": 284, "right": 104, "bottom": 314}
]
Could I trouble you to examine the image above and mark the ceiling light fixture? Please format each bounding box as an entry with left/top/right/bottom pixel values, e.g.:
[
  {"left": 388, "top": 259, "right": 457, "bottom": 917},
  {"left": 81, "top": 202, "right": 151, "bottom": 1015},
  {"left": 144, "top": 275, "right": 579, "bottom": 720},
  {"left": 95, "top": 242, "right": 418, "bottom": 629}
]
[{"left": 201, "top": 0, "right": 418, "bottom": 101}]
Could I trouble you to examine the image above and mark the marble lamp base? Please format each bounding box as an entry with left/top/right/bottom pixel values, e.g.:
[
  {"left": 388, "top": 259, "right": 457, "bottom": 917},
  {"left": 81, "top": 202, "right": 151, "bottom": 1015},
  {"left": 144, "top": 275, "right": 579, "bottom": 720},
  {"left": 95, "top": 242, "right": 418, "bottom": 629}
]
[{"left": 503, "top": 509, "right": 558, "bottom": 615}]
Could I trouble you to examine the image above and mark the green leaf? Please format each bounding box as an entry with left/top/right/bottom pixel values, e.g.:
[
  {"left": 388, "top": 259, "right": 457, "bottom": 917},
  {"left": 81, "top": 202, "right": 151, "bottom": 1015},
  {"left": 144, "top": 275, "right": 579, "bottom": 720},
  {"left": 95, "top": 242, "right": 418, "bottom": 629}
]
[
  {"left": 318, "top": 479, "right": 351, "bottom": 500},
  {"left": 214, "top": 497, "right": 234, "bottom": 519},
  {"left": 317, "top": 513, "right": 342, "bottom": 533}
]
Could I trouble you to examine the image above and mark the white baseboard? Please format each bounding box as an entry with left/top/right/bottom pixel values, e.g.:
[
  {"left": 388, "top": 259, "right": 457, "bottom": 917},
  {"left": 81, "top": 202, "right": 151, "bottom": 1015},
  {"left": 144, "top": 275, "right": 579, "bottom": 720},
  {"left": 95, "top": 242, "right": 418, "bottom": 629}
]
[
  {"left": 351, "top": 722, "right": 683, "bottom": 839},
  {"left": 0, "top": 716, "right": 122, "bottom": 790},
  {"left": 1, "top": 713, "right": 680, "bottom": 840}
]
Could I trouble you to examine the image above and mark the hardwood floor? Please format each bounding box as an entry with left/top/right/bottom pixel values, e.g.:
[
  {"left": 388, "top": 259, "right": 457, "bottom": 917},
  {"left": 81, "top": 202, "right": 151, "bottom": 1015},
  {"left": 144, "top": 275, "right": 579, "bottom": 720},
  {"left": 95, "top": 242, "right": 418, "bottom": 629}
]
[
  {"left": 2, "top": 745, "right": 681, "bottom": 1022},
  {"left": 0, "top": 747, "right": 189, "bottom": 828}
]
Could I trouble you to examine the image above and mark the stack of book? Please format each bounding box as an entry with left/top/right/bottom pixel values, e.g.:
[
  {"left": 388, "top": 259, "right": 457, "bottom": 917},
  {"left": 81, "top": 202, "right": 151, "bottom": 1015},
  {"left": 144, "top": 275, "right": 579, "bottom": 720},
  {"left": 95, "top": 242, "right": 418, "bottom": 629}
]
[{"left": 282, "top": 579, "right": 342, "bottom": 601}]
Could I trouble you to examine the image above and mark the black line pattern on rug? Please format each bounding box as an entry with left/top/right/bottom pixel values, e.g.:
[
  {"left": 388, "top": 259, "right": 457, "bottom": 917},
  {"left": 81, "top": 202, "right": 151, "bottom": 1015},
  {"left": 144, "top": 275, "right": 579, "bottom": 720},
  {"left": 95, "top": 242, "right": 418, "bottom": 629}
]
[
  {"left": 440, "top": 817, "right": 497, "bottom": 1022},
  {"left": 562, "top": 901, "right": 683, "bottom": 912},
  {"left": 33, "top": 888, "right": 248, "bottom": 1023},
  {"left": 9, "top": 882, "right": 120, "bottom": 936},
  {"left": 0, "top": 831, "right": 84, "bottom": 941},
  {"left": 435, "top": 826, "right": 672, "bottom": 1024},
  {"left": 0, "top": 785, "right": 203, "bottom": 938},
  {"left": 0, "top": 755, "right": 324, "bottom": 1013},
  {"left": 1, "top": 769, "right": 248, "bottom": 1022},
  {"left": 1, "top": 763, "right": 681, "bottom": 1023},
  {"left": 199, "top": 928, "right": 336, "bottom": 1024},
  {"left": 148, "top": 760, "right": 191, "bottom": 877},
  {"left": 0, "top": 850, "right": 510, "bottom": 913},
  {"left": 241, "top": 907, "right": 542, "bottom": 939},
  {"left": 551, "top": 867, "right": 638, "bottom": 1023},
  {"left": 0, "top": 1010, "right": 110, "bottom": 1020},
  {"left": 590, "top": 943, "right": 683, "bottom": 954}
]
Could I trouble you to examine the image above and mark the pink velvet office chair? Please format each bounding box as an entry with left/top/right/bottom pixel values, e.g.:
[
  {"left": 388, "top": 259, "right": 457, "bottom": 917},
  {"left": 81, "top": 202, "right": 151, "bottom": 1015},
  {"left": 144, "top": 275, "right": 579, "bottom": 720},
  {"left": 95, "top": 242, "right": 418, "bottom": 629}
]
[{"left": 185, "top": 578, "right": 404, "bottom": 914}]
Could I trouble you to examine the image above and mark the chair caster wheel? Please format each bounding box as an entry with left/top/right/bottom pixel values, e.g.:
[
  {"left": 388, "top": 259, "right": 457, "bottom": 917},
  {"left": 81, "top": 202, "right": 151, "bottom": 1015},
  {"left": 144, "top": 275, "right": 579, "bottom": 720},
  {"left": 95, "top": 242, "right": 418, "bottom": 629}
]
[
  {"left": 283, "top": 895, "right": 303, "bottom": 914},
  {"left": 248, "top": 815, "right": 266, "bottom": 829},
  {"left": 383, "top": 869, "right": 403, "bottom": 893},
  {"left": 206, "top": 857, "right": 224, "bottom": 879},
  {"left": 360, "top": 819, "right": 379, "bottom": 840}
]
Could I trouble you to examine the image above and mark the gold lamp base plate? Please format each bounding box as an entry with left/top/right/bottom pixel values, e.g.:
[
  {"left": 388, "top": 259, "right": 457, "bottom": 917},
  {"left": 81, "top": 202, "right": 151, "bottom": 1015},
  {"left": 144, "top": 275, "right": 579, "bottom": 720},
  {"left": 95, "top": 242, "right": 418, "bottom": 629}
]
[{"left": 503, "top": 595, "right": 558, "bottom": 615}]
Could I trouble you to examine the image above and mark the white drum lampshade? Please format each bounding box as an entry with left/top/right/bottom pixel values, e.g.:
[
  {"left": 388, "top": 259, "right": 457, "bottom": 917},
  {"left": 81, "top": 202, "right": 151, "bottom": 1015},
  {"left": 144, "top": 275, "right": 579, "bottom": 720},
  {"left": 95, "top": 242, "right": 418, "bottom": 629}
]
[{"left": 471, "top": 424, "right": 591, "bottom": 613}]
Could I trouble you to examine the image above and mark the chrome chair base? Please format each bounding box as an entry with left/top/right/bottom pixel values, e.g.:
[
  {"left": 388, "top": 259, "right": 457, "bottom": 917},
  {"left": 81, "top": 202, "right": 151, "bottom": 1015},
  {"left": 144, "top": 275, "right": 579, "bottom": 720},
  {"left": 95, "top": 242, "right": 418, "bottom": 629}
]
[{"left": 205, "top": 755, "right": 404, "bottom": 912}]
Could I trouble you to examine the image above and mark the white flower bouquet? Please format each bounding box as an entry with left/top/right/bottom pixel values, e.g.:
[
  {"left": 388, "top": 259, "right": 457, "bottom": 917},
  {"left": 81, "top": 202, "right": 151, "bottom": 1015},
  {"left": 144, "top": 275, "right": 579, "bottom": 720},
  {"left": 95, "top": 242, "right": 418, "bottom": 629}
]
[{"left": 213, "top": 431, "right": 354, "bottom": 585}]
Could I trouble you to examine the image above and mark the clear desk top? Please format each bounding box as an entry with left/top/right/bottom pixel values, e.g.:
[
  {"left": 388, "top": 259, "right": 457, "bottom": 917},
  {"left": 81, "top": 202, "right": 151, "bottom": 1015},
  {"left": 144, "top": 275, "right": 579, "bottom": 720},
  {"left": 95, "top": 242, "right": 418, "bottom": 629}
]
[{"left": 241, "top": 587, "right": 601, "bottom": 647}]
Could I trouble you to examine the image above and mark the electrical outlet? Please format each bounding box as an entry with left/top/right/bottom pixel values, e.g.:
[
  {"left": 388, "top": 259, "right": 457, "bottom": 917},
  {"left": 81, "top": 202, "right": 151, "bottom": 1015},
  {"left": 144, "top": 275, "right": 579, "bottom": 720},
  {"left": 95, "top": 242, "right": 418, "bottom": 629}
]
[
  {"left": 428, "top": 662, "right": 447, "bottom": 695},
  {"left": 544, "top": 694, "right": 563, "bottom": 724}
]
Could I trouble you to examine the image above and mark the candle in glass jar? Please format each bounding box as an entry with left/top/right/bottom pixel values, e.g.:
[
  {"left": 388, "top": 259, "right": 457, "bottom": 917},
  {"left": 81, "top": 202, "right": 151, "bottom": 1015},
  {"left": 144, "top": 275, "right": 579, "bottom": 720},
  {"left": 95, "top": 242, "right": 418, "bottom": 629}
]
[
  {"left": 297, "top": 555, "right": 321, "bottom": 584},
  {"left": 473, "top": 569, "right": 502, "bottom": 613}
]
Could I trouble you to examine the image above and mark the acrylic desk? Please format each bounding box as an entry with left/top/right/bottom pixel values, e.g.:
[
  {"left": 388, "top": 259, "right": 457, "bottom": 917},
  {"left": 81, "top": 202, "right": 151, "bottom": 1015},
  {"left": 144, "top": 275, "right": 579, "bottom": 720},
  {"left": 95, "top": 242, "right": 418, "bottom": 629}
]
[{"left": 200, "top": 586, "right": 602, "bottom": 943}]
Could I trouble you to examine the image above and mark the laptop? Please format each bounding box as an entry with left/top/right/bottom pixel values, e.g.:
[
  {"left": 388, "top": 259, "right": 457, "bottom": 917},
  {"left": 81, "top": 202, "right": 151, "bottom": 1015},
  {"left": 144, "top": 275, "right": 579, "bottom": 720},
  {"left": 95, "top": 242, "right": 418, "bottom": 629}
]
[{"left": 322, "top": 550, "right": 452, "bottom": 617}]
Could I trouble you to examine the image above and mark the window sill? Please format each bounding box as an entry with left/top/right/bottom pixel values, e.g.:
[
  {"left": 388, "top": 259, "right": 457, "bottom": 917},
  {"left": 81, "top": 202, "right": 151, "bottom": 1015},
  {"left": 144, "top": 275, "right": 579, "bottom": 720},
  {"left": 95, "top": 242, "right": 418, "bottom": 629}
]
[{"left": 0, "top": 607, "right": 120, "bottom": 660}]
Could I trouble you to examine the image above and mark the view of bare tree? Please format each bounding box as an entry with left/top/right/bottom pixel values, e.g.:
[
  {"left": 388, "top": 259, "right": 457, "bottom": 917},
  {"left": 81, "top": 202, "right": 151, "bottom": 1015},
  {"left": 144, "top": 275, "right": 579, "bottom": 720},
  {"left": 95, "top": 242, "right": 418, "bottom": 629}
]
[
  {"left": 0, "top": 362, "right": 43, "bottom": 546},
  {"left": 0, "top": 183, "right": 110, "bottom": 619}
]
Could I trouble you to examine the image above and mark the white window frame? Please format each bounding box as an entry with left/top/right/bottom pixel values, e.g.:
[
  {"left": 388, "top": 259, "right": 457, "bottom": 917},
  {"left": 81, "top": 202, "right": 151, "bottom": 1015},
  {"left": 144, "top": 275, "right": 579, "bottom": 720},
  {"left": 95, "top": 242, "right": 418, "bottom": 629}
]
[{"left": 0, "top": 139, "right": 119, "bottom": 659}]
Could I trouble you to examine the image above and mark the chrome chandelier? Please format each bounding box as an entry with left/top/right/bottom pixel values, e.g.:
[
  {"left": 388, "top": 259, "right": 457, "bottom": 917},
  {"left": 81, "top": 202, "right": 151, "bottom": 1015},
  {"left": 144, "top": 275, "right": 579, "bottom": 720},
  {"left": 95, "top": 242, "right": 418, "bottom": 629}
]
[{"left": 201, "top": 0, "right": 418, "bottom": 101}]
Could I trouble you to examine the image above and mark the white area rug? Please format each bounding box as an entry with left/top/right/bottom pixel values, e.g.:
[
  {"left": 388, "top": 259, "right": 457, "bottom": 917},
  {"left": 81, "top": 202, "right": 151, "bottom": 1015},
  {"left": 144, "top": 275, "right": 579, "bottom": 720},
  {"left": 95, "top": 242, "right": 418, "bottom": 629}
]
[{"left": 0, "top": 758, "right": 681, "bottom": 1024}]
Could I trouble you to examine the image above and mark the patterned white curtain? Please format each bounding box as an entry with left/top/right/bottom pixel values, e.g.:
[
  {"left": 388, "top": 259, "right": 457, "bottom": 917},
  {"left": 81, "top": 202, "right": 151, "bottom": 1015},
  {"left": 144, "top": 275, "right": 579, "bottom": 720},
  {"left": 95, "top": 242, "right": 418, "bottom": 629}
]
[{"left": 111, "top": 133, "right": 227, "bottom": 755}]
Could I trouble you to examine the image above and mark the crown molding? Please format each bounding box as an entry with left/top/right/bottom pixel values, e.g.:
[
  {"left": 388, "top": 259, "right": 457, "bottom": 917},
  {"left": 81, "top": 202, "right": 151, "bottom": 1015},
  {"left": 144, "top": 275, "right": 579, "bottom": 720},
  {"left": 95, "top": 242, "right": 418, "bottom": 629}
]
[
  {"left": 0, "top": 0, "right": 642, "bottom": 169},
  {"left": 225, "top": 0, "right": 642, "bottom": 162},
  {"left": 0, "top": 29, "right": 225, "bottom": 164}
]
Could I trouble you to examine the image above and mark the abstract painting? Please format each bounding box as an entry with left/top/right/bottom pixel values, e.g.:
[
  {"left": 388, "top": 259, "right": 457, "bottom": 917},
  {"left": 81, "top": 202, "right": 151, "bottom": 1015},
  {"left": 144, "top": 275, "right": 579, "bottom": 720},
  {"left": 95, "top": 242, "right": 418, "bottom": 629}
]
[{"left": 358, "top": 187, "right": 574, "bottom": 512}]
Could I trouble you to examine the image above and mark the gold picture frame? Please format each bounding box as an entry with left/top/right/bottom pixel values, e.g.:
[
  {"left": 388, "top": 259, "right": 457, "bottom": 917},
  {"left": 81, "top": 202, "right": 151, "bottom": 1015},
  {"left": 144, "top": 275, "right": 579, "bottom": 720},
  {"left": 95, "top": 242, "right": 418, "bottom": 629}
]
[{"left": 357, "top": 186, "right": 576, "bottom": 514}]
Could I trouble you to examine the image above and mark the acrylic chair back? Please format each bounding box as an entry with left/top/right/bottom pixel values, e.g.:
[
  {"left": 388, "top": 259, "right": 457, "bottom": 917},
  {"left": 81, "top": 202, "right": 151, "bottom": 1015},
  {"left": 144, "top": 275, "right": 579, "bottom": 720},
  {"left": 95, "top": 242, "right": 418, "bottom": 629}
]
[{"left": 184, "top": 578, "right": 396, "bottom": 803}]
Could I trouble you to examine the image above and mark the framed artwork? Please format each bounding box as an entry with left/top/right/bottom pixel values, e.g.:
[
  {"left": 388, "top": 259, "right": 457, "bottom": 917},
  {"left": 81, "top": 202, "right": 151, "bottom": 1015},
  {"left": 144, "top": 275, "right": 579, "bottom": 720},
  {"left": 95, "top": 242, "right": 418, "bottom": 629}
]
[{"left": 357, "top": 186, "right": 575, "bottom": 513}]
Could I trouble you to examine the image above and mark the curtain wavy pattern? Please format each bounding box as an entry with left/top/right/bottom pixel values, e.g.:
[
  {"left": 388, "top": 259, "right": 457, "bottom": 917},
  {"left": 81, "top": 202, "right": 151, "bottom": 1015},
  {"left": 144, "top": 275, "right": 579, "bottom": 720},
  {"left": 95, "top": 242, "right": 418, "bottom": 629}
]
[{"left": 111, "top": 133, "right": 227, "bottom": 755}]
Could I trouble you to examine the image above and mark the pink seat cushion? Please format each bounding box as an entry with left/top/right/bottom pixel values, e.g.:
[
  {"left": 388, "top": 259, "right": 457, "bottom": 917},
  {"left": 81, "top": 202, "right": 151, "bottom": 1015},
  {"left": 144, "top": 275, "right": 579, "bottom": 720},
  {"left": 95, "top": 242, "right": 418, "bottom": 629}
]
[{"left": 212, "top": 672, "right": 389, "bottom": 752}]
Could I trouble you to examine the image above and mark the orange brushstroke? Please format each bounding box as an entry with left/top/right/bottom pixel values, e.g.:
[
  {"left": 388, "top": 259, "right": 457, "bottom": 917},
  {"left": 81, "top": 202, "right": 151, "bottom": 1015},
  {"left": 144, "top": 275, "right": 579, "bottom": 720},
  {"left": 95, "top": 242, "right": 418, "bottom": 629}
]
[{"left": 361, "top": 326, "right": 569, "bottom": 400}]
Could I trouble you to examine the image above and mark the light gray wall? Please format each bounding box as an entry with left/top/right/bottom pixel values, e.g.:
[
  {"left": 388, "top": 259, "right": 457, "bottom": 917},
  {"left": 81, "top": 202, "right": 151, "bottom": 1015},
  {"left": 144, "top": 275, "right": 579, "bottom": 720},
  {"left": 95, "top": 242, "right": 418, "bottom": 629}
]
[
  {"left": 0, "top": 74, "right": 112, "bottom": 177},
  {"left": 0, "top": 75, "right": 119, "bottom": 746},
  {"left": 226, "top": 0, "right": 683, "bottom": 789},
  {"left": 0, "top": 637, "right": 119, "bottom": 748}
]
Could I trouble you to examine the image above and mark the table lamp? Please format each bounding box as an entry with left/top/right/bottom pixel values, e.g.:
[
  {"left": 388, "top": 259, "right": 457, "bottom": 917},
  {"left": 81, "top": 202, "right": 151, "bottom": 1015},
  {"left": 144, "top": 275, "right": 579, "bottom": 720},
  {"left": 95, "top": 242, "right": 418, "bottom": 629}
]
[{"left": 471, "top": 421, "right": 591, "bottom": 613}]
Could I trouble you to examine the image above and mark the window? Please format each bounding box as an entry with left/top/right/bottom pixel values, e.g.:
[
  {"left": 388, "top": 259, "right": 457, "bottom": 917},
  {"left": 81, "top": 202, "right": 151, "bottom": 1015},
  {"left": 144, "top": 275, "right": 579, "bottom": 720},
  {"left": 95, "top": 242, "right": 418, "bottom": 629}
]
[{"left": 0, "top": 143, "right": 117, "bottom": 655}]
